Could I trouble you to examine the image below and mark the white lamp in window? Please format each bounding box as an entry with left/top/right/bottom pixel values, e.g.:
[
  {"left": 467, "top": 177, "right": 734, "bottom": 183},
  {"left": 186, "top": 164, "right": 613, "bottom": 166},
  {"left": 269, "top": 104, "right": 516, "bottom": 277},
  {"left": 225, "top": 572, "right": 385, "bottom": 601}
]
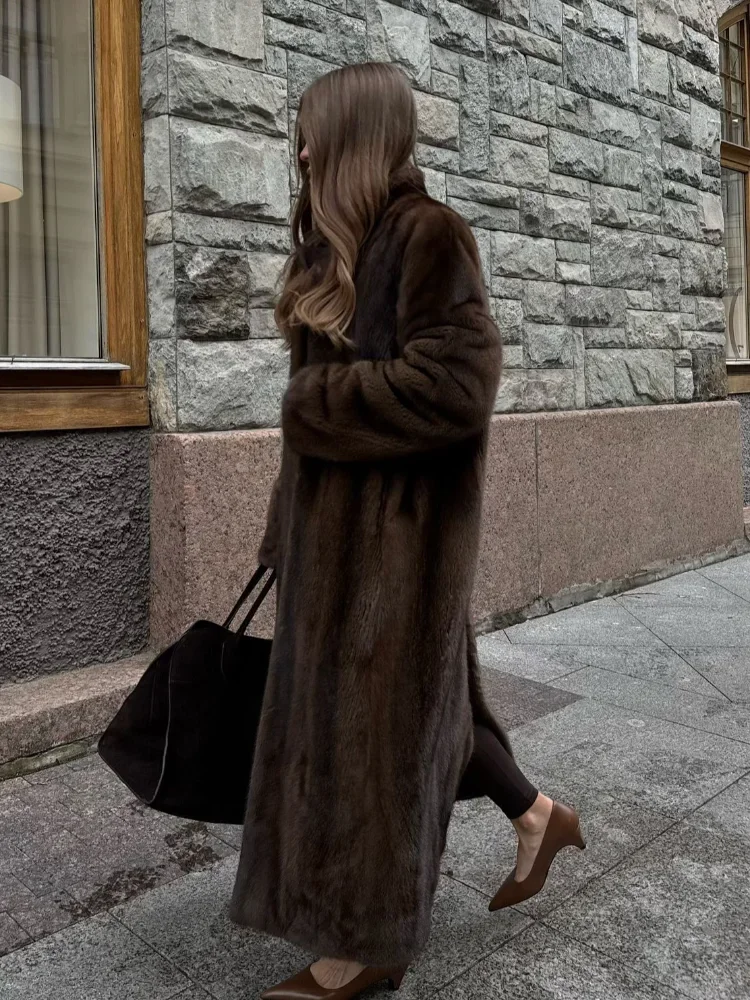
[{"left": 0, "top": 75, "right": 23, "bottom": 203}]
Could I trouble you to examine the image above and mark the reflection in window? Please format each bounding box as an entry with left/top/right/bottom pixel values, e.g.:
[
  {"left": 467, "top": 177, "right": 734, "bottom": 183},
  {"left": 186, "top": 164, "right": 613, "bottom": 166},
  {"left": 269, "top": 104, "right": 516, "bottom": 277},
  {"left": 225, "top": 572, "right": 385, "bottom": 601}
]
[
  {"left": 721, "top": 20, "right": 747, "bottom": 145},
  {"left": 722, "top": 167, "right": 749, "bottom": 361},
  {"left": 0, "top": 0, "right": 100, "bottom": 359}
]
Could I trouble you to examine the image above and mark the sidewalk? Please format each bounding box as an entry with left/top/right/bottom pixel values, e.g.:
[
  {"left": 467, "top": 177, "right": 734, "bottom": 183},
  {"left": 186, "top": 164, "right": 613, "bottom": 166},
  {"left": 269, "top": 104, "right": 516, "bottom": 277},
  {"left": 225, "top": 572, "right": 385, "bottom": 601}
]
[{"left": 2, "top": 555, "right": 750, "bottom": 999}]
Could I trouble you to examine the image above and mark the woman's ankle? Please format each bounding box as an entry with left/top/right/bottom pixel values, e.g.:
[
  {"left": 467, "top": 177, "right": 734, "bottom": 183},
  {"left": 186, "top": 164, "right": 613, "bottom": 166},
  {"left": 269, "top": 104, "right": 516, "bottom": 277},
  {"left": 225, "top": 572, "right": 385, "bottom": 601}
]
[{"left": 513, "top": 792, "right": 553, "bottom": 835}]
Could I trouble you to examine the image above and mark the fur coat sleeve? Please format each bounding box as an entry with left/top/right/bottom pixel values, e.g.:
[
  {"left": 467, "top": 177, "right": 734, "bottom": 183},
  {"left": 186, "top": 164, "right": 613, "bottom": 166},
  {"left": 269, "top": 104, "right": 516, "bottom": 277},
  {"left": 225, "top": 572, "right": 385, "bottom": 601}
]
[{"left": 281, "top": 206, "right": 502, "bottom": 462}]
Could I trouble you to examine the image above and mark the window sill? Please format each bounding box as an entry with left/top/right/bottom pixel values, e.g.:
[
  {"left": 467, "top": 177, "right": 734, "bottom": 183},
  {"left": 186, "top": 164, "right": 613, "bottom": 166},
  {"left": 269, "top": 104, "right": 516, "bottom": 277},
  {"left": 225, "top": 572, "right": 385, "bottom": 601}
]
[
  {"left": 0, "top": 359, "right": 130, "bottom": 372},
  {"left": 0, "top": 387, "right": 149, "bottom": 433}
]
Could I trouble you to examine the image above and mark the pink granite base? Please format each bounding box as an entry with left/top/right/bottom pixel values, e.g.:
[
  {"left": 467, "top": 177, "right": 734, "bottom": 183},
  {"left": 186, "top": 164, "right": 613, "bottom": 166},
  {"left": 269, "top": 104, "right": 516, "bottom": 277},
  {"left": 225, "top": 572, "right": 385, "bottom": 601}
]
[{"left": 150, "top": 402, "right": 745, "bottom": 648}]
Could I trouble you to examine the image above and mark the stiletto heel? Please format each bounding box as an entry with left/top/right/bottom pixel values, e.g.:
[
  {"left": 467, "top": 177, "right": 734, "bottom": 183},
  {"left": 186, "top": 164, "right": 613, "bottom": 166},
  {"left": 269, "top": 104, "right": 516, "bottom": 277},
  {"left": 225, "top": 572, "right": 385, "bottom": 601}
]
[
  {"left": 388, "top": 966, "right": 408, "bottom": 990},
  {"left": 489, "top": 801, "right": 585, "bottom": 912}
]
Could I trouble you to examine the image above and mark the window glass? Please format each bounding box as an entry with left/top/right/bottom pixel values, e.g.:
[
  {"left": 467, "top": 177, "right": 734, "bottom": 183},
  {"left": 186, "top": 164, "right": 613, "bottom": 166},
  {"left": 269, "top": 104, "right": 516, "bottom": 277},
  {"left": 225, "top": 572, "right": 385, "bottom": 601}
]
[
  {"left": 722, "top": 167, "right": 750, "bottom": 361},
  {"left": 721, "top": 19, "right": 747, "bottom": 146},
  {"left": 0, "top": 0, "right": 100, "bottom": 359}
]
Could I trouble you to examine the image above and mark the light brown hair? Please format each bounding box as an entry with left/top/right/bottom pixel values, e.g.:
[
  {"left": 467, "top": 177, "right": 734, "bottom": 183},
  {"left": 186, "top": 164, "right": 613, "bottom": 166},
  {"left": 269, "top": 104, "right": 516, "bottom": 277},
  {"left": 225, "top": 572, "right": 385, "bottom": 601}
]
[{"left": 275, "top": 62, "right": 418, "bottom": 347}]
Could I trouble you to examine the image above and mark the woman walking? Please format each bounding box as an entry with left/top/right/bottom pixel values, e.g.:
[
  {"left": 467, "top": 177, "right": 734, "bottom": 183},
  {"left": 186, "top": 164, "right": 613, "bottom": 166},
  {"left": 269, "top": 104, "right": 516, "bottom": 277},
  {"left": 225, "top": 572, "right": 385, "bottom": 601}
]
[{"left": 230, "top": 62, "right": 584, "bottom": 999}]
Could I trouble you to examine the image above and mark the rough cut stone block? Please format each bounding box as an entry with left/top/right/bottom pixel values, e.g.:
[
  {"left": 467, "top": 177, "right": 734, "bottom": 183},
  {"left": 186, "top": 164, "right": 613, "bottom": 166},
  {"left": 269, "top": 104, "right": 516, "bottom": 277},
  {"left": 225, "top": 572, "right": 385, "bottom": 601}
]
[
  {"left": 143, "top": 116, "right": 172, "bottom": 215},
  {"left": 171, "top": 120, "right": 290, "bottom": 222},
  {"left": 491, "top": 112, "right": 548, "bottom": 146},
  {"left": 448, "top": 198, "right": 519, "bottom": 231},
  {"left": 149, "top": 339, "right": 178, "bottom": 431},
  {"left": 528, "top": 55, "right": 563, "bottom": 85},
  {"left": 264, "top": 0, "right": 328, "bottom": 31},
  {"left": 548, "top": 129, "right": 604, "bottom": 180},
  {"left": 639, "top": 42, "right": 670, "bottom": 101},
  {"left": 174, "top": 245, "right": 250, "bottom": 339},
  {"left": 265, "top": 45, "right": 288, "bottom": 77},
  {"left": 432, "top": 69, "right": 460, "bottom": 101},
  {"left": 691, "top": 99, "right": 721, "bottom": 157},
  {"left": 490, "top": 136, "right": 549, "bottom": 190},
  {"left": 172, "top": 215, "right": 291, "bottom": 253},
  {"left": 165, "top": 0, "right": 263, "bottom": 62},
  {"left": 675, "top": 366, "right": 694, "bottom": 401},
  {"left": 249, "top": 309, "right": 280, "bottom": 338},
  {"left": 603, "top": 146, "right": 643, "bottom": 190},
  {"left": 522, "top": 281, "right": 566, "bottom": 324},
  {"left": 663, "top": 199, "right": 700, "bottom": 240},
  {"left": 566, "top": 284, "right": 626, "bottom": 326},
  {"left": 146, "top": 211, "right": 173, "bottom": 246},
  {"left": 492, "top": 231, "right": 556, "bottom": 280},
  {"left": 591, "top": 184, "right": 629, "bottom": 227},
  {"left": 696, "top": 297, "right": 726, "bottom": 333},
  {"left": 488, "top": 20, "right": 562, "bottom": 64},
  {"left": 562, "top": 0, "right": 626, "bottom": 48},
  {"left": 662, "top": 142, "right": 702, "bottom": 186},
  {"left": 673, "top": 55, "right": 722, "bottom": 108},
  {"left": 556, "top": 239, "right": 590, "bottom": 263},
  {"left": 142, "top": 49, "right": 168, "bottom": 118},
  {"left": 680, "top": 242, "right": 725, "bottom": 296},
  {"left": 591, "top": 227, "right": 652, "bottom": 289},
  {"left": 556, "top": 261, "right": 591, "bottom": 283},
  {"left": 495, "top": 368, "right": 576, "bottom": 411},
  {"left": 626, "top": 309, "right": 681, "bottom": 348},
  {"left": 265, "top": 18, "right": 328, "bottom": 58},
  {"left": 367, "top": 0, "right": 430, "bottom": 86},
  {"left": 682, "top": 24, "right": 719, "bottom": 75},
  {"left": 502, "top": 0, "right": 531, "bottom": 30},
  {"left": 521, "top": 192, "right": 591, "bottom": 241},
  {"left": 430, "top": 0, "right": 486, "bottom": 57},
  {"left": 589, "top": 99, "right": 639, "bottom": 148},
  {"left": 168, "top": 52, "right": 287, "bottom": 136},
  {"left": 489, "top": 46, "right": 530, "bottom": 116},
  {"left": 143, "top": 0, "right": 166, "bottom": 53},
  {"left": 446, "top": 175, "right": 519, "bottom": 207},
  {"left": 147, "top": 244, "right": 175, "bottom": 339},
  {"left": 556, "top": 87, "right": 590, "bottom": 136},
  {"left": 432, "top": 44, "right": 460, "bottom": 76},
  {"left": 423, "top": 167, "right": 447, "bottom": 202},
  {"left": 524, "top": 322, "right": 574, "bottom": 366},
  {"left": 691, "top": 348, "right": 727, "bottom": 400},
  {"left": 530, "top": 0, "right": 562, "bottom": 41},
  {"left": 494, "top": 297, "right": 524, "bottom": 344},
  {"left": 700, "top": 191, "right": 723, "bottom": 243},
  {"left": 548, "top": 173, "right": 590, "bottom": 200},
  {"left": 585, "top": 349, "right": 675, "bottom": 406},
  {"left": 562, "top": 28, "right": 630, "bottom": 102},
  {"left": 460, "top": 56, "right": 490, "bottom": 174},
  {"left": 416, "top": 142, "right": 460, "bottom": 172},
  {"left": 248, "top": 253, "right": 287, "bottom": 306},
  {"left": 529, "top": 78, "right": 558, "bottom": 124},
  {"left": 177, "top": 339, "right": 288, "bottom": 430},
  {"left": 652, "top": 255, "right": 681, "bottom": 311},
  {"left": 638, "top": 0, "right": 682, "bottom": 52},
  {"left": 414, "top": 91, "right": 460, "bottom": 149}
]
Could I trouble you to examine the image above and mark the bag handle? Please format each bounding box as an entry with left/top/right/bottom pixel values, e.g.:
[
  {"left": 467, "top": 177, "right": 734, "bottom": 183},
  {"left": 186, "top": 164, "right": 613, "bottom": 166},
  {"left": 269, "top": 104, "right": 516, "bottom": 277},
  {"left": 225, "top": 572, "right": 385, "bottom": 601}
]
[
  {"left": 223, "top": 565, "right": 276, "bottom": 631},
  {"left": 236, "top": 569, "right": 277, "bottom": 636}
]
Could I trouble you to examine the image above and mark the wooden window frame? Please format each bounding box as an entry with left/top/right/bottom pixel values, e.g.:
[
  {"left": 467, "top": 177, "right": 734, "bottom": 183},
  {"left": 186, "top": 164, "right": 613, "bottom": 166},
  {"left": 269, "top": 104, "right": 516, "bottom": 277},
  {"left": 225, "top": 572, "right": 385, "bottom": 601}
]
[
  {"left": 721, "top": 2, "right": 750, "bottom": 392},
  {"left": 0, "top": 0, "right": 148, "bottom": 433}
]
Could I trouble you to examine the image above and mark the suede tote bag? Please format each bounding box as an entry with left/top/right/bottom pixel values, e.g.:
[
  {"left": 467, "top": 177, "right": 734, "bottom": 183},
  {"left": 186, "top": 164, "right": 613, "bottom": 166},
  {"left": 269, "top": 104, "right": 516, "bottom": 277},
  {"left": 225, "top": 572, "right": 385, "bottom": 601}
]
[{"left": 99, "top": 565, "right": 276, "bottom": 824}]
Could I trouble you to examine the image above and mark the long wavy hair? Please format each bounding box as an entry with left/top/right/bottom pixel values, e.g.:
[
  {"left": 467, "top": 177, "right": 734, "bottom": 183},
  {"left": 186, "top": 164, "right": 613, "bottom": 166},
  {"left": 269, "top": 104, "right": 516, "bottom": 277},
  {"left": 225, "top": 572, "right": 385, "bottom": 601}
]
[{"left": 275, "top": 62, "right": 418, "bottom": 347}]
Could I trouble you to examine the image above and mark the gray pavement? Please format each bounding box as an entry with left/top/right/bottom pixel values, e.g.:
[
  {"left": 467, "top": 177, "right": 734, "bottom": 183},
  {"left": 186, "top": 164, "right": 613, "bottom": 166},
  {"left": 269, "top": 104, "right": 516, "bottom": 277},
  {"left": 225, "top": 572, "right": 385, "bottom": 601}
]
[{"left": 2, "top": 555, "right": 750, "bottom": 998}]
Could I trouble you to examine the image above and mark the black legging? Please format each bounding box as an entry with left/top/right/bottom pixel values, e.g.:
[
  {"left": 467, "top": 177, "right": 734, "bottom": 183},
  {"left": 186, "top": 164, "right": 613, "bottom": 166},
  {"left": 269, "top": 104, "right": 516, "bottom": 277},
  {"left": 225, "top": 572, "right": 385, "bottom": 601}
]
[{"left": 460, "top": 724, "right": 538, "bottom": 820}]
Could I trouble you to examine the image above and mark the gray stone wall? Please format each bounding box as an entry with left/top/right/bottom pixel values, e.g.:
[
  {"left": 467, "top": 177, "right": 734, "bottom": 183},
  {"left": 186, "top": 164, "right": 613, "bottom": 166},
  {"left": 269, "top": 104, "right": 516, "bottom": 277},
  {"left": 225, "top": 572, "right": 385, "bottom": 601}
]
[
  {"left": 0, "top": 431, "right": 150, "bottom": 684},
  {"left": 141, "top": 0, "right": 728, "bottom": 429}
]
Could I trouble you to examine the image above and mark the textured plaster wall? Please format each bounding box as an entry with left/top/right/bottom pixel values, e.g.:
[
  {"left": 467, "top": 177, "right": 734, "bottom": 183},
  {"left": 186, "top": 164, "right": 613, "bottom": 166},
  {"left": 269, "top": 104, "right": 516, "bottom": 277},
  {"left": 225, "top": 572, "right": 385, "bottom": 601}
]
[
  {"left": 141, "top": 0, "right": 729, "bottom": 432},
  {"left": 0, "top": 430, "right": 150, "bottom": 684}
]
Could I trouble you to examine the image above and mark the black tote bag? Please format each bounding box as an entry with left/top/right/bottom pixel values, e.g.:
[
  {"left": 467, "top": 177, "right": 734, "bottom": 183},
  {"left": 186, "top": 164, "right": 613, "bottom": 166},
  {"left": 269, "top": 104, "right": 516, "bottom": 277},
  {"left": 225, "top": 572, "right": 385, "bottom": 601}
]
[{"left": 99, "top": 565, "right": 276, "bottom": 824}]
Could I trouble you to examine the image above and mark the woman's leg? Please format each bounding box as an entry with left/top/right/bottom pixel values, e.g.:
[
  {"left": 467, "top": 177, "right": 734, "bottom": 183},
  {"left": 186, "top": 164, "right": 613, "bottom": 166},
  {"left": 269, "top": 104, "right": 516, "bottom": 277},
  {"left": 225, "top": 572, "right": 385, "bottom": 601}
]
[{"left": 463, "top": 725, "right": 554, "bottom": 881}]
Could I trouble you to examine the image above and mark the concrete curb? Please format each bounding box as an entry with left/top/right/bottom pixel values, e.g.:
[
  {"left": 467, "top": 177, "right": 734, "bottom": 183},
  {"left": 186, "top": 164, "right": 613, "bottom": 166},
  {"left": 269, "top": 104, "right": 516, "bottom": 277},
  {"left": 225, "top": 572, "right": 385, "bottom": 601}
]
[{"left": 0, "top": 652, "right": 152, "bottom": 767}]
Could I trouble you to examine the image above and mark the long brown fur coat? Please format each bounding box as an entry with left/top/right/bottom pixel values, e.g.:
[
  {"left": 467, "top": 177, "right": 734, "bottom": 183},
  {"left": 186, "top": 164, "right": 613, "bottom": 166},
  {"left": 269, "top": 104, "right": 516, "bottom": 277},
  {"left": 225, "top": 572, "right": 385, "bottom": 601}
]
[{"left": 230, "top": 171, "right": 508, "bottom": 966}]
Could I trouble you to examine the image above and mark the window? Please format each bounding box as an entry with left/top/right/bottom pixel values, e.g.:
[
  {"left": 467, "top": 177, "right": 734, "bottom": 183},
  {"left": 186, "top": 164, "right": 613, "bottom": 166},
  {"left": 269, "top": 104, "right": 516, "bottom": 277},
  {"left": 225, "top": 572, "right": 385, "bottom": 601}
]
[
  {"left": 0, "top": 0, "right": 147, "bottom": 432},
  {"left": 721, "top": 4, "right": 750, "bottom": 388}
]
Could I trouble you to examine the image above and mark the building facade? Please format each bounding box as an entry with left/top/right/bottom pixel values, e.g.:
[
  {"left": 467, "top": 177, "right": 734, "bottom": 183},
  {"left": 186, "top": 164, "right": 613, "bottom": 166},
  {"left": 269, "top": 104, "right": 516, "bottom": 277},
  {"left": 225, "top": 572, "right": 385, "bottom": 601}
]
[{"left": 0, "top": 0, "right": 748, "bottom": 686}]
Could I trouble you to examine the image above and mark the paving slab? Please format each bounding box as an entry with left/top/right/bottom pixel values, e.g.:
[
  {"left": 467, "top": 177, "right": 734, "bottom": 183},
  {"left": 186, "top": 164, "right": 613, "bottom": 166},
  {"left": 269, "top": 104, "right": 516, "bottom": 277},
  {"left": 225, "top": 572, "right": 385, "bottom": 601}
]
[
  {"left": 479, "top": 668, "right": 582, "bottom": 731},
  {"left": 479, "top": 639, "right": 721, "bottom": 696},
  {"left": 551, "top": 666, "right": 750, "bottom": 744},
  {"left": 544, "top": 775, "right": 750, "bottom": 1000},
  {"left": 675, "top": 647, "right": 750, "bottom": 703},
  {"left": 0, "top": 912, "right": 189, "bottom": 1000},
  {"left": 509, "top": 698, "right": 750, "bottom": 819},
  {"left": 437, "top": 921, "right": 688, "bottom": 999},
  {"left": 505, "top": 598, "right": 663, "bottom": 647},
  {"left": 698, "top": 552, "right": 750, "bottom": 603}
]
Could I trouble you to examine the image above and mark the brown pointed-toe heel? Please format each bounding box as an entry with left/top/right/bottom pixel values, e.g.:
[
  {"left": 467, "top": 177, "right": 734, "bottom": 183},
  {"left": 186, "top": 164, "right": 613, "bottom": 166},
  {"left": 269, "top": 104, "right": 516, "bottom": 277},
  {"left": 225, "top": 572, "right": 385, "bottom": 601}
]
[
  {"left": 489, "top": 801, "right": 585, "bottom": 912},
  {"left": 260, "top": 963, "right": 409, "bottom": 999}
]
